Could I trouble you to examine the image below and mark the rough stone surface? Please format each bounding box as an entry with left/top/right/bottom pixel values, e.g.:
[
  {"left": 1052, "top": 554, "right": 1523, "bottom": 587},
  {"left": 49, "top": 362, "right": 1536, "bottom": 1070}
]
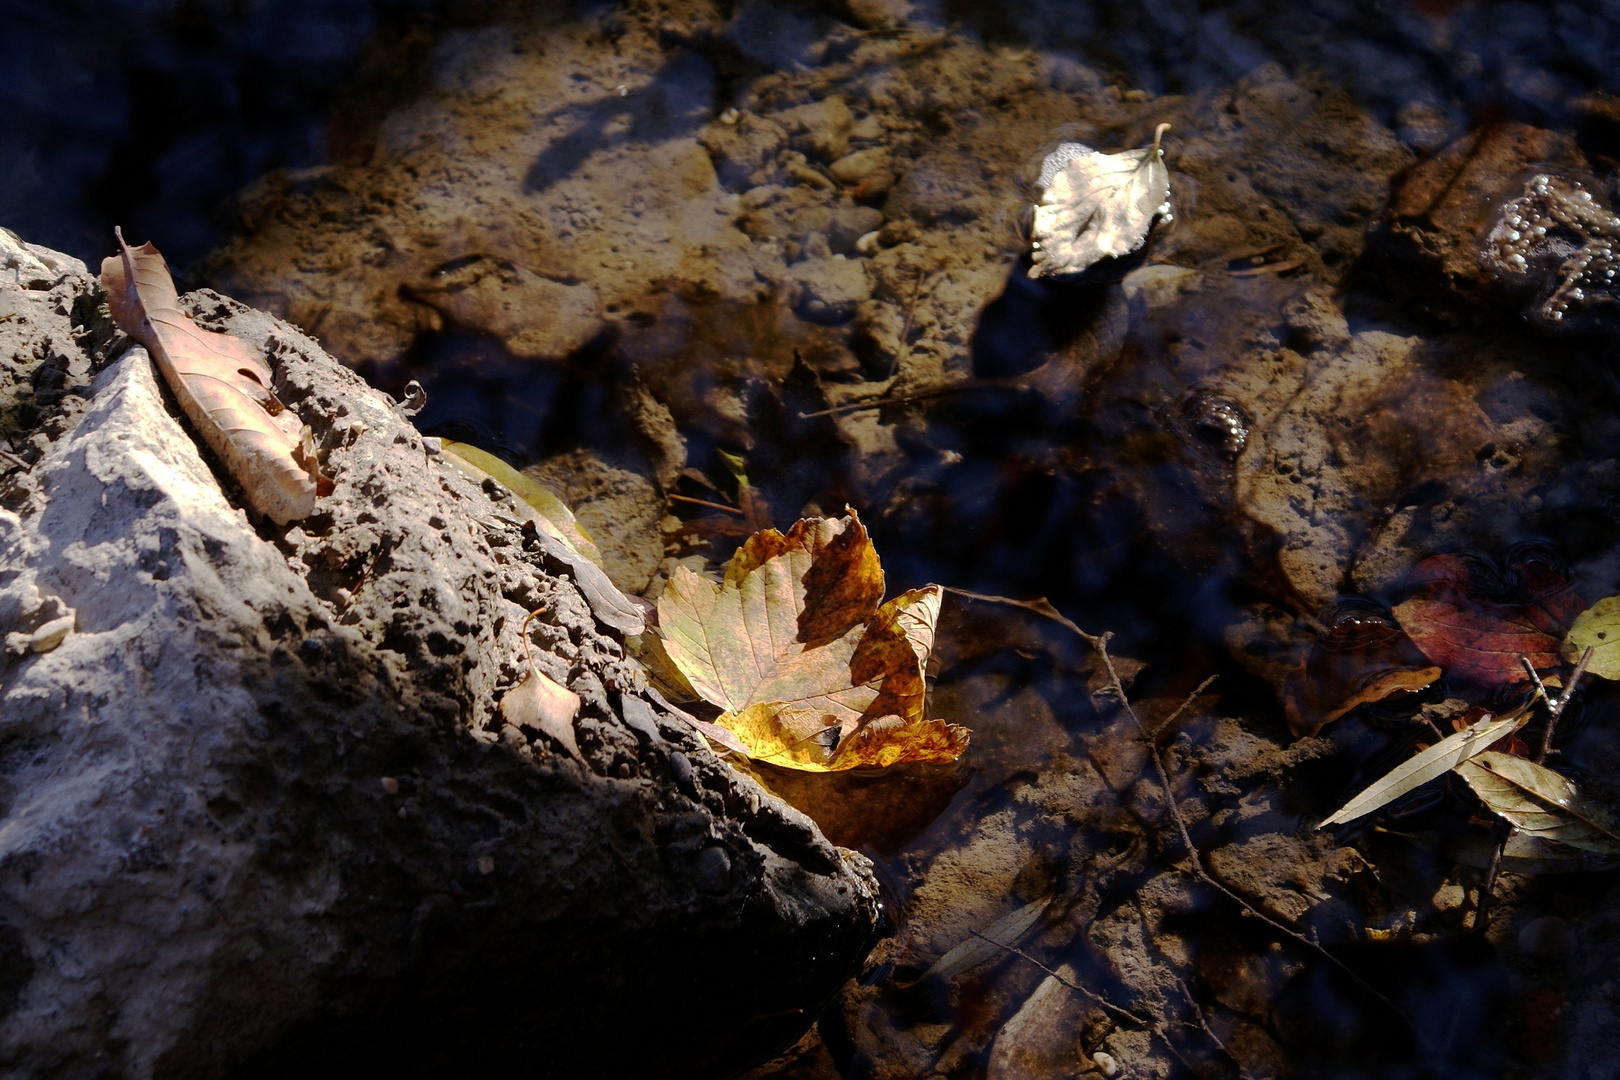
[{"left": 0, "top": 245, "right": 879, "bottom": 1080}]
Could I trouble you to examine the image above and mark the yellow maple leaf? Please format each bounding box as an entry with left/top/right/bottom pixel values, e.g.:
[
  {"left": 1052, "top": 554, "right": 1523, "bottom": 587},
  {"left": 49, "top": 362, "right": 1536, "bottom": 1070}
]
[{"left": 656, "top": 510, "right": 969, "bottom": 771}]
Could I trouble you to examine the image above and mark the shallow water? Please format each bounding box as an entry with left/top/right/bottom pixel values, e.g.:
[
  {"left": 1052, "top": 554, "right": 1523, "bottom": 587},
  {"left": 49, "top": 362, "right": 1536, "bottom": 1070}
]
[{"left": 13, "top": 1, "right": 1620, "bottom": 1077}]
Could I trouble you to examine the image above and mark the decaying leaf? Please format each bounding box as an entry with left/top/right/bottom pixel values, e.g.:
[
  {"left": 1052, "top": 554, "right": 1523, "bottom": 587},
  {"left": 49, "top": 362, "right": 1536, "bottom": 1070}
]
[
  {"left": 440, "top": 440, "right": 644, "bottom": 635},
  {"left": 1028, "top": 123, "right": 1172, "bottom": 279},
  {"left": 1318, "top": 705, "right": 1531, "bottom": 828},
  {"left": 1448, "top": 828, "right": 1620, "bottom": 875},
  {"left": 100, "top": 228, "right": 322, "bottom": 524},
  {"left": 439, "top": 440, "right": 601, "bottom": 563},
  {"left": 1283, "top": 610, "right": 1441, "bottom": 738},
  {"left": 1391, "top": 552, "right": 1585, "bottom": 688},
  {"left": 918, "top": 896, "right": 1051, "bottom": 984},
  {"left": 1455, "top": 751, "right": 1620, "bottom": 854},
  {"left": 656, "top": 510, "right": 969, "bottom": 771},
  {"left": 500, "top": 607, "right": 584, "bottom": 763},
  {"left": 1562, "top": 594, "right": 1620, "bottom": 680}
]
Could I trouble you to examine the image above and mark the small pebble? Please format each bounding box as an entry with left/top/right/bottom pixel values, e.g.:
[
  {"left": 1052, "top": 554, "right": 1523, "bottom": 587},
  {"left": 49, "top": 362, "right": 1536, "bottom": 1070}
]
[
  {"left": 854, "top": 230, "right": 881, "bottom": 255},
  {"left": 30, "top": 614, "right": 74, "bottom": 653},
  {"left": 693, "top": 845, "right": 731, "bottom": 893},
  {"left": 476, "top": 855, "right": 496, "bottom": 876},
  {"left": 1518, "top": 915, "right": 1577, "bottom": 961},
  {"left": 422, "top": 436, "right": 442, "bottom": 455},
  {"left": 380, "top": 776, "right": 400, "bottom": 795},
  {"left": 1092, "top": 1050, "right": 1119, "bottom": 1077},
  {"left": 719, "top": 106, "right": 739, "bottom": 125},
  {"left": 669, "top": 751, "right": 693, "bottom": 785}
]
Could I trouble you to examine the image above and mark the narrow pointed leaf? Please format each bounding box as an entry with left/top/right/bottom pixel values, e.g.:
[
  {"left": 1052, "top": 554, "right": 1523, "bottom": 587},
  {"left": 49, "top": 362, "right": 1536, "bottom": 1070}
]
[
  {"left": 1317, "top": 706, "right": 1530, "bottom": 828},
  {"left": 1455, "top": 751, "right": 1620, "bottom": 854},
  {"left": 921, "top": 897, "right": 1052, "bottom": 983},
  {"left": 100, "top": 229, "right": 320, "bottom": 524}
]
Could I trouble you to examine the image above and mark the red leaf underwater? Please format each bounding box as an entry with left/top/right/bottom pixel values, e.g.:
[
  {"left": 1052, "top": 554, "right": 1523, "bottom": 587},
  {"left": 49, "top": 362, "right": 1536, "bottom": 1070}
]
[{"left": 1392, "top": 553, "right": 1585, "bottom": 688}]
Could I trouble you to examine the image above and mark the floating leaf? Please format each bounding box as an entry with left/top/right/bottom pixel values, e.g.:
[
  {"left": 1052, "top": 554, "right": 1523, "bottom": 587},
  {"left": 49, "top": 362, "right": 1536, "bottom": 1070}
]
[
  {"left": 1391, "top": 553, "right": 1585, "bottom": 688},
  {"left": 1028, "top": 123, "right": 1172, "bottom": 279},
  {"left": 656, "top": 511, "right": 969, "bottom": 772},
  {"left": 1455, "top": 751, "right": 1620, "bottom": 854},
  {"left": 100, "top": 228, "right": 323, "bottom": 524},
  {"left": 1562, "top": 595, "right": 1620, "bottom": 680},
  {"left": 1283, "top": 611, "right": 1441, "bottom": 737},
  {"left": 919, "top": 897, "right": 1052, "bottom": 984},
  {"left": 1318, "top": 705, "right": 1531, "bottom": 828}
]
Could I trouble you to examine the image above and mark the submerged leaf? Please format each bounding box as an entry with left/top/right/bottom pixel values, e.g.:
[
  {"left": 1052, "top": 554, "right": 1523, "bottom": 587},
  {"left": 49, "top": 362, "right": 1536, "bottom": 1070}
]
[
  {"left": 920, "top": 897, "right": 1052, "bottom": 983},
  {"left": 1283, "top": 612, "right": 1441, "bottom": 738},
  {"left": 1562, "top": 595, "right": 1620, "bottom": 680},
  {"left": 1455, "top": 751, "right": 1620, "bottom": 854},
  {"left": 1028, "top": 123, "right": 1172, "bottom": 279},
  {"left": 100, "top": 229, "right": 322, "bottom": 524},
  {"left": 1391, "top": 553, "right": 1585, "bottom": 688},
  {"left": 656, "top": 511, "right": 969, "bottom": 771},
  {"left": 1448, "top": 829, "right": 1620, "bottom": 874},
  {"left": 1318, "top": 705, "right": 1531, "bottom": 828}
]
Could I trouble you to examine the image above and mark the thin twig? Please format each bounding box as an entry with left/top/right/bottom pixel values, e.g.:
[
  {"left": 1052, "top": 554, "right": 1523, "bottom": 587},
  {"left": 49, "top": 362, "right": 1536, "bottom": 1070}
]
[
  {"left": 1479, "top": 647, "right": 1596, "bottom": 930},
  {"left": 1538, "top": 645, "right": 1593, "bottom": 763},
  {"left": 968, "top": 932, "right": 1147, "bottom": 1028},
  {"left": 666, "top": 493, "right": 744, "bottom": 516},
  {"left": 885, "top": 269, "right": 928, "bottom": 380},
  {"left": 941, "top": 588, "right": 1427, "bottom": 1043},
  {"left": 1150, "top": 675, "right": 1220, "bottom": 740},
  {"left": 970, "top": 931, "right": 1247, "bottom": 1077},
  {"left": 1086, "top": 629, "right": 1431, "bottom": 1049},
  {"left": 797, "top": 381, "right": 976, "bottom": 419}
]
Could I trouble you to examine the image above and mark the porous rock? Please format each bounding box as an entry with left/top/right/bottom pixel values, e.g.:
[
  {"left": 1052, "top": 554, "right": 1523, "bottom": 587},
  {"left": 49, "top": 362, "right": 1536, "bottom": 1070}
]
[{"left": 0, "top": 240, "right": 879, "bottom": 1079}]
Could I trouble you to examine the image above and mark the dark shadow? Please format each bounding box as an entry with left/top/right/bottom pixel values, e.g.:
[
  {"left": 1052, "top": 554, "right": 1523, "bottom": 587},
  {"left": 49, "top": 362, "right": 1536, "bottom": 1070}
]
[
  {"left": 522, "top": 48, "right": 716, "bottom": 193},
  {"left": 970, "top": 259, "right": 1121, "bottom": 378}
]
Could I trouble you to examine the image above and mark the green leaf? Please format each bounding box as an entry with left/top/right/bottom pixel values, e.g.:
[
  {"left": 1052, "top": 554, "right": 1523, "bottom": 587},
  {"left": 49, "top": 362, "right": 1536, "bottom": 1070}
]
[
  {"left": 1317, "top": 706, "right": 1530, "bottom": 829},
  {"left": 1562, "top": 594, "right": 1620, "bottom": 680},
  {"left": 1454, "top": 751, "right": 1620, "bottom": 854}
]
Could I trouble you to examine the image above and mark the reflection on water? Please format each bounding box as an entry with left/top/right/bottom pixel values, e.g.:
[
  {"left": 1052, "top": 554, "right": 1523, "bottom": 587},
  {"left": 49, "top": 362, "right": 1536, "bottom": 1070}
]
[{"left": 13, "top": 0, "right": 1620, "bottom": 1076}]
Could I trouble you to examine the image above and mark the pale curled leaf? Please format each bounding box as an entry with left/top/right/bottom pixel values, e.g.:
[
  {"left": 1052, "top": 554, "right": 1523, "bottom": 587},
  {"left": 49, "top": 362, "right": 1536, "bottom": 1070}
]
[
  {"left": 1455, "top": 751, "right": 1620, "bottom": 854},
  {"left": 1317, "top": 706, "right": 1531, "bottom": 828},
  {"left": 500, "top": 665, "right": 584, "bottom": 763},
  {"left": 100, "top": 229, "right": 320, "bottom": 524},
  {"left": 1028, "top": 124, "right": 1172, "bottom": 279},
  {"left": 1563, "top": 594, "right": 1620, "bottom": 680},
  {"left": 656, "top": 511, "right": 968, "bottom": 771}
]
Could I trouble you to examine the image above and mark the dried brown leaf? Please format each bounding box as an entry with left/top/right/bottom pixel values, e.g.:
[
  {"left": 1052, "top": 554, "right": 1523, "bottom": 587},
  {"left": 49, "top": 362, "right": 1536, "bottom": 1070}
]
[
  {"left": 100, "top": 229, "right": 320, "bottom": 524},
  {"left": 656, "top": 511, "right": 968, "bottom": 771}
]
